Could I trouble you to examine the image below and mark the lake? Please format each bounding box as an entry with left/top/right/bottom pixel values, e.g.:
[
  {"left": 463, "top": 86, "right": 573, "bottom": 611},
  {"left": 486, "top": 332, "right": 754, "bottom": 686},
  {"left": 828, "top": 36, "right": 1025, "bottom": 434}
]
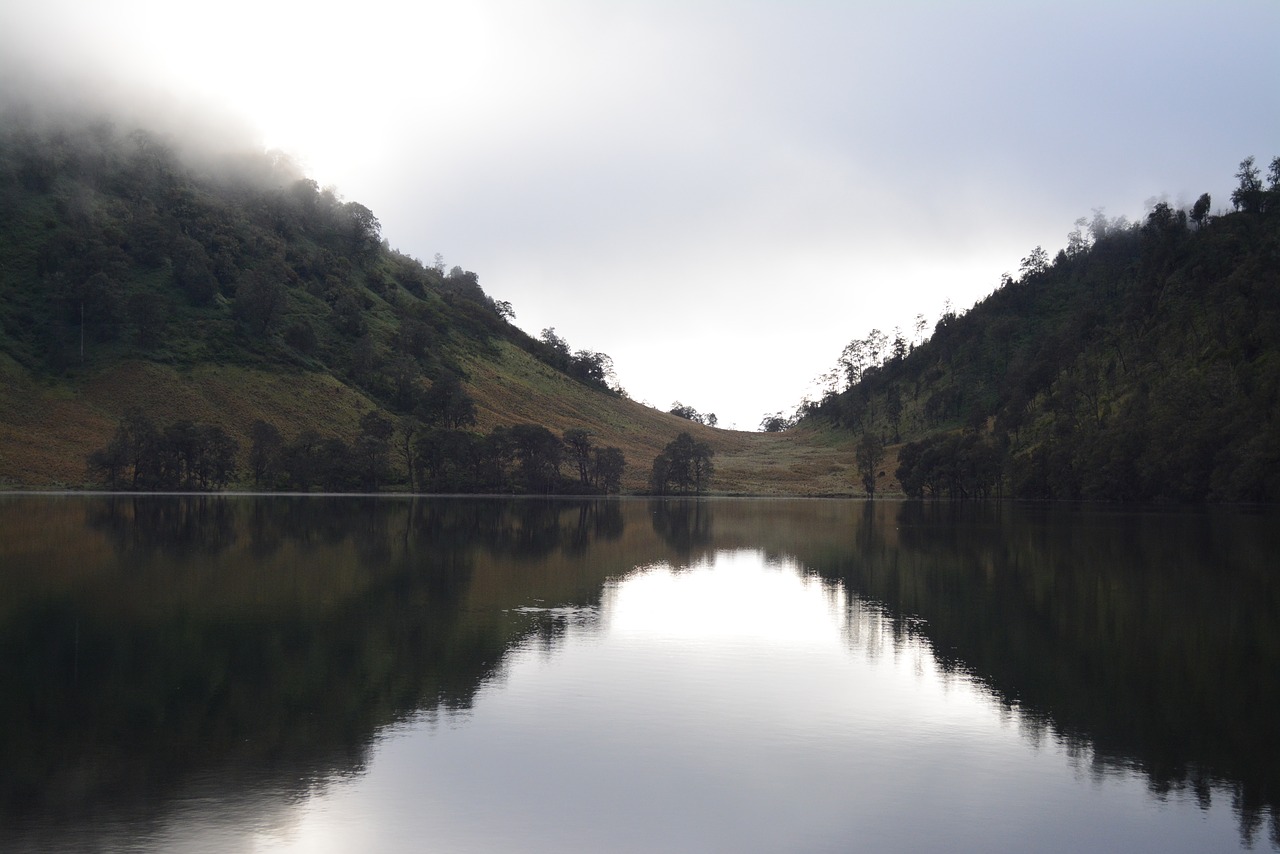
[{"left": 1, "top": 495, "right": 1277, "bottom": 853}]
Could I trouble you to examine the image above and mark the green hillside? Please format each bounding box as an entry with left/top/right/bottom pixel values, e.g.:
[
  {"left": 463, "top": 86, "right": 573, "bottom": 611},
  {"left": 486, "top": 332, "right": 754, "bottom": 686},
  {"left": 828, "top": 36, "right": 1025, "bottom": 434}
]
[
  {"left": 0, "top": 107, "right": 569, "bottom": 390},
  {"left": 0, "top": 105, "right": 867, "bottom": 495},
  {"left": 7, "top": 104, "right": 1274, "bottom": 502},
  {"left": 806, "top": 159, "right": 1280, "bottom": 502}
]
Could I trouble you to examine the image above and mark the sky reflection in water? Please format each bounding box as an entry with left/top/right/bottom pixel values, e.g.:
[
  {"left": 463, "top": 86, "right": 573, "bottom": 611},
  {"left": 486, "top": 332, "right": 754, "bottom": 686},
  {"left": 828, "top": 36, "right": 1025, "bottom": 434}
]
[
  {"left": 255, "top": 551, "right": 1244, "bottom": 854},
  {"left": 3, "top": 496, "right": 1274, "bottom": 854}
]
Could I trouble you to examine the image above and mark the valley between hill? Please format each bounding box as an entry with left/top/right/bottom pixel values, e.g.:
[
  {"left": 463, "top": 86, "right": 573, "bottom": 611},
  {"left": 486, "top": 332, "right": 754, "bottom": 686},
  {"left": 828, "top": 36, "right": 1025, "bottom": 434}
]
[
  {"left": 5, "top": 104, "right": 1276, "bottom": 501},
  {"left": 0, "top": 342, "right": 886, "bottom": 496}
]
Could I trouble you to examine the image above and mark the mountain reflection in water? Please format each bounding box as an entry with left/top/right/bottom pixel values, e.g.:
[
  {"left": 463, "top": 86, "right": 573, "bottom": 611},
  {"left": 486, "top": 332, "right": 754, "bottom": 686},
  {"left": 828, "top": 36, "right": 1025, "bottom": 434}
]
[{"left": 0, "top": 495, "right": 1276, "bottom": 852}]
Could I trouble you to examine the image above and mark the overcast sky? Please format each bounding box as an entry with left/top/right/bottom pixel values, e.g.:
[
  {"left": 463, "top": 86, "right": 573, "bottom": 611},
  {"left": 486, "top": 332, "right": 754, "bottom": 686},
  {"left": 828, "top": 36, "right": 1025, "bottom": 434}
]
[{"left": 4, "top": 1, "right": 1279, "bottom": 429}]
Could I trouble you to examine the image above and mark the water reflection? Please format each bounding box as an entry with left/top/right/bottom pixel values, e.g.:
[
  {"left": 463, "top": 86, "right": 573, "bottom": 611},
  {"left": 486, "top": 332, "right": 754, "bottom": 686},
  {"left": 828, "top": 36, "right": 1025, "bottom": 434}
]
[
  {"left": 814, "top": 502, "right": 1280, "bottom": 849},
  {"left": 650, "top": 498, "right": 713, "bottom": 561},
  {"left": 0, "top": 496, "right": 630, "bottom": 853},
  {"left": 0, "top": 495, "right": 1277, "bottom": 852}
]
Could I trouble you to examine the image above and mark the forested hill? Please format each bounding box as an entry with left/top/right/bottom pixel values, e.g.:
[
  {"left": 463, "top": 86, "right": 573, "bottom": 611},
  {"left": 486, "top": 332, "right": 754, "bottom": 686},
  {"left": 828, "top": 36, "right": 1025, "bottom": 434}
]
[
  {"left": 0, "top": 107, "right": 614, "bottom": 390},
  {"left": 807, "top": 158, "right": 1280, "bottom": 502},
  {"left": 0, "top": 106, "right": 710, "bottom": 492}
]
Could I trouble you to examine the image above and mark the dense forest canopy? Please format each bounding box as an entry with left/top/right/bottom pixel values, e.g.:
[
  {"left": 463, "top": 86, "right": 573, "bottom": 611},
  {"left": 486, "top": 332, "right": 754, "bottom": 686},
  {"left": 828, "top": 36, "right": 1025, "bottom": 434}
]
[
  {"left": 0, "top": 104, "right": 623, "bottom": 394},
  {"left": 806, "top": 157, "right": 1280, "bottom": 502}
]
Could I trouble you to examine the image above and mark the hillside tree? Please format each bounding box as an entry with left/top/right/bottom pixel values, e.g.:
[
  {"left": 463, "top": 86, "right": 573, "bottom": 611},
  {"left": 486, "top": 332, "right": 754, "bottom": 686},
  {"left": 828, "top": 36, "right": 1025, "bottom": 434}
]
[
  {"left": 650, "top": 432, "right": 714, "bottom": 495},
  {"left": 856, "top": 432, "right": 885, "bottom": 497}
]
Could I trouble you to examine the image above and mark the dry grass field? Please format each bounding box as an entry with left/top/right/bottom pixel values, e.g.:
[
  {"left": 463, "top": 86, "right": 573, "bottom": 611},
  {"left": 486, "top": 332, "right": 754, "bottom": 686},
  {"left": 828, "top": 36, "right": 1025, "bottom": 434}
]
[{"left": 0, "top": 342, "right": 901, "bottom": 496}]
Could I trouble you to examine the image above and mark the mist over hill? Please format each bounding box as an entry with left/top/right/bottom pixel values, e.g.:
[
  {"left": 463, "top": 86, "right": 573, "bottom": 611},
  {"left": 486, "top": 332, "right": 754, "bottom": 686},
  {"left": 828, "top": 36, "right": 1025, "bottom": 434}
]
[
  {"left": 1, "top": 97, "right": 863, "bottom": 497},
  {"left": 4, "top": 90, "right": 1277, "bottom": 501},
  {"left": 0, "top": 101, "right": 682, "bottom": 493},
  {"left": 0, "top": 102, "right": 540, "bottom": 377}
]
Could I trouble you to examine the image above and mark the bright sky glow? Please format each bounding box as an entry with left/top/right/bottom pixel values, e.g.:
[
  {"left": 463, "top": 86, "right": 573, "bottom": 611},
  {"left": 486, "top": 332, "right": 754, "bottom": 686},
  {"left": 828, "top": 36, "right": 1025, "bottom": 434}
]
[
  {"left": 603, "top": 553, "right": 846, "bottom": 645},
  {"left": 4, "top": 0, "right": 1279, "bottom": 428}
]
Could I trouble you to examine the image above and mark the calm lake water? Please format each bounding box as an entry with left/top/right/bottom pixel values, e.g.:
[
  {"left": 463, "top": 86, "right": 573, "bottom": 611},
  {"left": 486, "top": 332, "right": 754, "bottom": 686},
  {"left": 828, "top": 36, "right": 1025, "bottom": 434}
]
[{"left": 2, "top": 495, "right": 1278, "bottom": 853}]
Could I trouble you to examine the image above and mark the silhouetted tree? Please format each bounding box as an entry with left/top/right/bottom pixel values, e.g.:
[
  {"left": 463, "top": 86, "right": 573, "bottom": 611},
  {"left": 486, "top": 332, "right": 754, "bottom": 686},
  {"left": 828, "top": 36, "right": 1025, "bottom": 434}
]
[
  {"left": 540, "top": 328, "right": 570, "bottom": 360},
  {"left": 280, "top": 429, "right": 322, "bottom": 490},
  {"left": 343, "top": 201, "right": 381, "bottom": 257},
  {"left": 355, "top": 411, "right": 394, "bottom": 491},
  {"left": 760, "top": 412, "right": 792, "bottom": 432},
  {"left": 87, "top": 413, "right": 236, "bottom": 490},
  {"left": 592, "top": 446, "right": 626, "bottom": 494},
  {"left": 249, "top": 420, "right": 283, "bottom": 487},
  {"left": 510, "top": 424, "right": 565, "bottom": 494},
  {"left": 891, "top": 328, "right": 908, "bottom": 362},
  {"left": 839, "top": 338, "right": 869, "bottom": 388},
  {"left": 419, "top": 372, "right": 476, "bottom": 430},
  {"left": 481, "top": 426, "right": 515, "bottom": 489},
  {"left": 1190, "top": 193, "right": 1212, "bottom": 228},
  {"left": 1020, "top": 246, "right": 1050, "bottom": 279},
  {"left": 856, "top": 432, "right": 885, "bottom": 497},
  {"left": 413, "top": 428, "right": 484, "bottom": 492},
  {"left": 896, "top": 433, "right": 1002, "bottom": 500},
  {"left": 1228, "top": 155, "right": 1269, "bottom": 213},
  {"left": 650, "top": 432, "right": 714, "bottom": 495},
  {"left": 86, "top": 420, "right": 135, "bottom": 489},
  {"left": 564, "top": 428, "right": 594, "bottom": 487},
  {"left": 568, "top": 349, "right": 614, "bottom": 389},
  {"left": 669, "top": 402, "right": 708, "bottom": 424},
  {"left": 1232, "top": 156, "right": 1264, "bottom": 213},
  {"left": 314, "top": 437, "right": 357, "bottom": 491},
  {"left": 399, "top": 416, "right": 419, "bottom": 493}
]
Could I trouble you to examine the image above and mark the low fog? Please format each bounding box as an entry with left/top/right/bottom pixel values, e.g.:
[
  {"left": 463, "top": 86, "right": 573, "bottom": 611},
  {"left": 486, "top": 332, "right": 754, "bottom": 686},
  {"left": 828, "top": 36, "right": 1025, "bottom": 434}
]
[{"left": 3, "top": 0, "right": 1279, "bottom": 428}]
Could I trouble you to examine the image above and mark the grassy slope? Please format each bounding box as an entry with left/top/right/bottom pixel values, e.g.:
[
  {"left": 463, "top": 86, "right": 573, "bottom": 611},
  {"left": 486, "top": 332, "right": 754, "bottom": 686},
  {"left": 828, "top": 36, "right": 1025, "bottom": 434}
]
[
  {"left": 0, "top": 352, "right": 373, "bottom": 489},
  {"left": 467, "top": 339, "right": 887, "bottom": 495},
  {"left": 0, "top": 114, "right": 901, "bottom": 497},
  {"left": 0, "top": 340, "right": 894, "bottom": 496}
]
